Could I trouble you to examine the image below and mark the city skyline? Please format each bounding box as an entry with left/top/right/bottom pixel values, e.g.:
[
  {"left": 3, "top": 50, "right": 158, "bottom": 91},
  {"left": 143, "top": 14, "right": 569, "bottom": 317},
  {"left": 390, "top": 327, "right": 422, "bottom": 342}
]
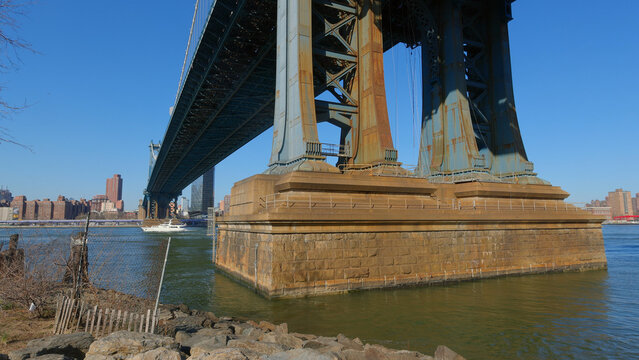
[{"left": 1, "top": 1, "right": 637, "bottom": 210}]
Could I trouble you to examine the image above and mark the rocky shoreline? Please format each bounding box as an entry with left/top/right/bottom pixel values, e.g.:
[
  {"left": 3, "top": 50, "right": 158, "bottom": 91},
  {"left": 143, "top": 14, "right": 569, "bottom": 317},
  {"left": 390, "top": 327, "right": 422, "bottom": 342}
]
[{"left": 4, "top": 306, "right": 465, "bottom": 360}]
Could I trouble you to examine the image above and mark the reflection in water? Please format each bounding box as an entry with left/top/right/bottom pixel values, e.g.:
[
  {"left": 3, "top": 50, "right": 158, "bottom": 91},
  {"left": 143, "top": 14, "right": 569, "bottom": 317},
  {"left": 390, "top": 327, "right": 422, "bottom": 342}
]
[{"left": 2, "top": 225, "right": 638, "bottom": 359}]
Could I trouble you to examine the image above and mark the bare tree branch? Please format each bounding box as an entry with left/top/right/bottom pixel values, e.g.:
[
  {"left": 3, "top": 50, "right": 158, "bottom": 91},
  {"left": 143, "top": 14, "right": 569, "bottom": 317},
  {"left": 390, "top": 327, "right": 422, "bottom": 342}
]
[{"left": 0, "top": 0, "right": 36, "bottom": 149}]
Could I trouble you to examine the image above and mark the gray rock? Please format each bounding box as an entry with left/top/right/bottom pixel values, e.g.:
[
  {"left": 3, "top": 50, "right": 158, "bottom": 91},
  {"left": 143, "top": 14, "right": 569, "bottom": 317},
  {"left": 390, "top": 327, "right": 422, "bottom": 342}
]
[
  {"left": 129, "top": 347, "right": 181, "bottom": 360},
  {"left": 434, "top": 346, "right": 465, "bottom": 360},
  {"left": 177, "top": 331, "right": 227, "bottom": 353},
  {"left": 204, "top": 312, "right": 218, "bottom": 323},
  {"left": 362, "top": 344, "right": 390, "bottom": 360},
  {"left": 262, "top": 349, "right": 338, "bottom": 360},
  {"left": 212, "top": 323, "right": 233, "bottom": 333},
  {"left": 339, "top": 349, "right": 367, "bottom": 360},
  {"left": 256, "top": 322, "right": 275, "bottom": 332},
  {"left": 156, "top": 308, "right": 173, "bottom": 324},
  {"left": 238, "top": 328, "right": 264, "bottom": 341},
  {"left": 336, "top": 334, "right": 363, "bottom": 351},
  {"left": 302, "top": 339, "right": 343, "bottom": 353},
  {"left": 289, "top": 333, "right": 316, "bottom": 341},
  {"left": 225, "top": 340, "right": 288, "bottom": 355},
  {"left": 8, "top": 332, "right": 94, "bottom": 360},
  {"left": 85, "top": 331, "right": 177, "bottom": 360},
  {"left": 161, "top": 316, "right": 207, "bottom": 336},
  {"left": 272, "top": 324, "right": 287, "bottom": 335},
  {"left": 258, "top": 334, "right": 303, "bottom": 349},
  {"left": 173, "top": 311, "right": 190, "bottom": 319},
  {"left": 188, "top": 336, "right": 230, "bottom": 357},
  {"left": 196, "top": 328, "right": 232, "bottom": 337},
  {"left": 187, "top": 348, "right": 248, "bottom": 360},
  {"left": 178, "top": 304, "right": 190, "bottom": 314},
  {"left": 387, "top": 350, "right": 433, "bottom": 360},
  {"left": 229, "top": 324, "right": 252, "bottom": 336}
]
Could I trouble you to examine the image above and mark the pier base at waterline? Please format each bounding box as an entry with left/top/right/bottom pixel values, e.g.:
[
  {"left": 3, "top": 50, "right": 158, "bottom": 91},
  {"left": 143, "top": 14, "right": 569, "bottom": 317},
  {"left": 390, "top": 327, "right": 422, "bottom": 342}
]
[{"left": 214, "top": 172, "right": 607, "bottom": 298}]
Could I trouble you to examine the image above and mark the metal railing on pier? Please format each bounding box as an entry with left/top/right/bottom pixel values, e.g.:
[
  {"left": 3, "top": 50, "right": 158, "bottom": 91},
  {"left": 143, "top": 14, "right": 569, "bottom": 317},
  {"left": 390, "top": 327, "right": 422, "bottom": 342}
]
[{"left": 259, "top": 193, "right": 587, "bottom": 214}]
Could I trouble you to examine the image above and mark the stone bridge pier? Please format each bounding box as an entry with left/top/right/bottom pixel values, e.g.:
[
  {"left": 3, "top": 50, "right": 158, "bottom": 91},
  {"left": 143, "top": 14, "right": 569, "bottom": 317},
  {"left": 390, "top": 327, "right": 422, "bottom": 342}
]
[{"left": 212, "top": 0, "right": 606, "bottom": 297}]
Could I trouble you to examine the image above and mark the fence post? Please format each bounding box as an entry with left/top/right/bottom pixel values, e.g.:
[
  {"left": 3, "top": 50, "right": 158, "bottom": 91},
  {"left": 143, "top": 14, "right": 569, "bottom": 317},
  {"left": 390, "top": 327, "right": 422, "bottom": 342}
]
[{"left": 153, "top": 237, "right": 171, "bottom": 334}]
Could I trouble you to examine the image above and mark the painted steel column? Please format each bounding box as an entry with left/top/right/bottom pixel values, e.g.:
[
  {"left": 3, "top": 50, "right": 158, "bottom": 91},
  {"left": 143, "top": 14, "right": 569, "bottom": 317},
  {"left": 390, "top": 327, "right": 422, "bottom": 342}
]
[
  {"left": 268, "top": 0, "right": 322, "bottom": 170},
  {"left": 418, "top": 1, "right": 483, "bottom": 177},
  {"left": 487, "top": 1, "right": 536, "bottom": 179},
  {"left": 351, "top": 0, "right": 397, "bottom": 165}
]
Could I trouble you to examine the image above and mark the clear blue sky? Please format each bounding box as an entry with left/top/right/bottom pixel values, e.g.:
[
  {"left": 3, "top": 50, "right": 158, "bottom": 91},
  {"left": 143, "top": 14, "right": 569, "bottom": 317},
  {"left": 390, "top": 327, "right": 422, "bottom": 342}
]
[{"left": 2, "top": 0, "right": 638, "bottom": 210}]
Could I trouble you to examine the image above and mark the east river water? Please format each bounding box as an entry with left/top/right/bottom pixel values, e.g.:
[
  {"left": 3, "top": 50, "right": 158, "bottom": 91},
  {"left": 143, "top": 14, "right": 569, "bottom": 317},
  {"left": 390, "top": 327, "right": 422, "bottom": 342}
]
[{"left": 1, "top": 225, "right": 637, "bottom": 359}]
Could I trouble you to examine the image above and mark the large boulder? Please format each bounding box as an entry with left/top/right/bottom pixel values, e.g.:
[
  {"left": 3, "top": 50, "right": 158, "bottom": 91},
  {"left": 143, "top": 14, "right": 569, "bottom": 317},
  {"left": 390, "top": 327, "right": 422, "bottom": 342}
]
[
  {"left": 258, "top": 334, "right": 303, "bottom": 350},
  {"left": 30, "top": 356, "right": 76, "bottom": 360},
  {"left": 84, "top": 331, "right": 177, "bottom": 360},
  {"left": 187, "top": 348, "right": 249, "bottom": 360},
  {"left": 262, "top": 349, "right": 339, "bottom": 360},
  {"left": 225, "top": 340, "right": 288, "bottom": 356},
  {"left": 129, "top": 347, "right": 181, "bottom": 360},
  {"left": 8, "top": 332, "right": 94, "bottom": 360},
  {"left": 434, "top": 346, "right": 465, "bottom": 360},
  {"left": 335, "top": 334, "right": 363, "bottom": 351},
  {"left": 188, "top": 336, "right": 230, "bottom": 357},
  {"left": 160, "top": 316, "right": 208, "bottom": 336}
]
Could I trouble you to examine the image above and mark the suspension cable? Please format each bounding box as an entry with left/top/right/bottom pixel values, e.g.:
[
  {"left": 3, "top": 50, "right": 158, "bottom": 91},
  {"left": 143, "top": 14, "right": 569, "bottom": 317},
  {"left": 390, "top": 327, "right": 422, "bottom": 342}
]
[{"left": 174, "top": 0, "right": 201, "bottom": 106}]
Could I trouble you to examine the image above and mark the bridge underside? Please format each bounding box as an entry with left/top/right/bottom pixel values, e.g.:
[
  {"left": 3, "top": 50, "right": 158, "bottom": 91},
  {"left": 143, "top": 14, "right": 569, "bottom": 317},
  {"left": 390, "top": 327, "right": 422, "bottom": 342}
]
[{"left": 145, "top": 0, "right": 456, "bottom": 212}]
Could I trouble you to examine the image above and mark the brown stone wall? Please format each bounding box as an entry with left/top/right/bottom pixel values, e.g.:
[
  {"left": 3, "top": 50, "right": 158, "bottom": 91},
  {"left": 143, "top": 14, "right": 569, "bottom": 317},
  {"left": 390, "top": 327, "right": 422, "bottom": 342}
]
[
  {"left": 216, "top": 224, "right": 606, "bottom": 298},
  {"left": 215, "top": 229, "right": 274, "bottom": 294}
]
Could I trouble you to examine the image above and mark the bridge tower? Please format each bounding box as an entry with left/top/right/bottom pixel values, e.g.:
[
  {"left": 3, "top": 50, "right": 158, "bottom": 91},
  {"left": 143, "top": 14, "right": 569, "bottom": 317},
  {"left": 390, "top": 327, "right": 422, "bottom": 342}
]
[
  {"left": 413, "top": 0, "right": 544, "bottom": 184},
  {"left": 267, "top": 0, "right": 398, "bottom": 174},
  {"left": 143, "top": 142, "right": 178, "bottom": 220}
]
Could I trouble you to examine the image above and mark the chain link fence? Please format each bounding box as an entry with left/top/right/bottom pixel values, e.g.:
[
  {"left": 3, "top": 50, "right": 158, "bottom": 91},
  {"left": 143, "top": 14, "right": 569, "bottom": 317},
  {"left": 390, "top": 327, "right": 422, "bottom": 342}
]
[{"left": 0, "top": 228, "right": 170, "bottom": 321}]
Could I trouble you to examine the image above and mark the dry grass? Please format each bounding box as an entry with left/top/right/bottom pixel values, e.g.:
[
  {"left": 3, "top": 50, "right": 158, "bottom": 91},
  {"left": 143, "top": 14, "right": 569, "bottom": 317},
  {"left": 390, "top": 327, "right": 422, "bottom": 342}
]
[{"left": 0, "top": 307, "right": 54, "bottom": 353}]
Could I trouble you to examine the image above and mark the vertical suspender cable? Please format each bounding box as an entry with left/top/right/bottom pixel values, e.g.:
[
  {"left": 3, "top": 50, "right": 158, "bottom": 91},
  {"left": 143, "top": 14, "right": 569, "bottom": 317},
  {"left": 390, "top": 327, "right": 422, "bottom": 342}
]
[{"left": 175, "top": 0, "right": 201, "bottom": 106}]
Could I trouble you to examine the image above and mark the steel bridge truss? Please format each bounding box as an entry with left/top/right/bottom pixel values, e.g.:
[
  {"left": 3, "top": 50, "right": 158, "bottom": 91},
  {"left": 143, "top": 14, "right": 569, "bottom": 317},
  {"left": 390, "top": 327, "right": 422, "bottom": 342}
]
[
  {"left": 145, "top": 0, "right": 547, "bottom": 218},
  {"left": 266, "top": 0, "right": 398, "bottom": 174}
]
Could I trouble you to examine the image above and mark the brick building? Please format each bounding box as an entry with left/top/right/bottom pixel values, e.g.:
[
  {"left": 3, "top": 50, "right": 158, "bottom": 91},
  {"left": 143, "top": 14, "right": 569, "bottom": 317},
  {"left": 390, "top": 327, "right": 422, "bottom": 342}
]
[
  {"left": 25, "top": 200, "right": 38, "bottom": 220},
  {"left": 37, "top": 199, "right": 53, "bottom": 220},
  {"left": 10, "top": 196, "right": 26, "bottom": 220},
  {"left": 607, "top": 189, "right": 634, "bottom": 218},
  {"left": 106, "top": 174, "right": 123, "bottom": 211}
]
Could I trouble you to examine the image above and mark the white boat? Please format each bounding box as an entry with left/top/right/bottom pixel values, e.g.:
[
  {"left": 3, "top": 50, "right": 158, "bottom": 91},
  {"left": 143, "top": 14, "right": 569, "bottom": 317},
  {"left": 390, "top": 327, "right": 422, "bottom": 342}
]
[{"left": 141, "top": 219, "right": 187, "bottom": 233}]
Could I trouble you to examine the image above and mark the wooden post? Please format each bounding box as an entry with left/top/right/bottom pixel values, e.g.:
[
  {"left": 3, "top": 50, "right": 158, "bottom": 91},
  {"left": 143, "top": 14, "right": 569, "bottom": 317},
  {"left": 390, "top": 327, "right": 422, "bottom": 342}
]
[
  {"left": 116, "top": 310, "right": 122, "bottom": 331},
  {"left": 89, "top": 305, "right": 98, "bottom": 334},
  {"left": 127, "top": 313, "right": 134, "bottom": 331},
  {"left": 53, "top": 296, "right": 64, "bottom": 334},
  {"left": 84, "top": 310, "right": 91, "bottom": 333},
  {"left": 108, "top": 308, "right": 115, "bottom": 334},
  {"left": 145, "top": 309, "right": 151, "bottom": 333},
  {"left": 102, "top": 309, "right": 110, "bottom": 337},
  {"left": 95, "top": 309, "right": 102, "bottom": 337},
  {"left": 75, "top": 301, "right": 86, "bottom": 332}
]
